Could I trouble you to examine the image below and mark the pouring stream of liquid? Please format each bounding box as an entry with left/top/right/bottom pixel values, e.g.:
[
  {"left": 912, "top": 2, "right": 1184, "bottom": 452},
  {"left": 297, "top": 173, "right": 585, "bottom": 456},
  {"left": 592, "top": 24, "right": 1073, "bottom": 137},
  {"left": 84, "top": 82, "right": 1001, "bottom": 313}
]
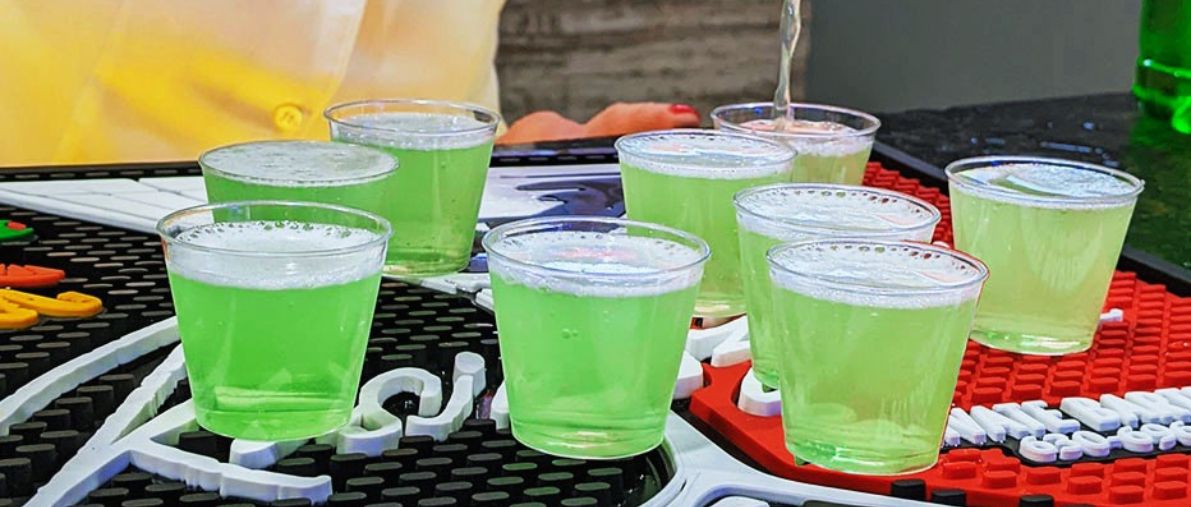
[{"left": 771, "top": 0, "right": 802, "bottom": 128}]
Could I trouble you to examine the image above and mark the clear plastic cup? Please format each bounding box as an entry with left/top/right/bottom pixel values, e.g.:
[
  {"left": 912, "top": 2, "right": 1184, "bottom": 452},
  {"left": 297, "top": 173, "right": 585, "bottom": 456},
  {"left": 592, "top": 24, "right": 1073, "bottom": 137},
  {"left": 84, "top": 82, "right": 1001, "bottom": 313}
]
[
  {"left": 615, "top": 129, "right": 795, "bottom": 317},
  {"left": 483, "top": 216, "right": 710, "bottom": 458},
  {"left": 326, "top": 99, "right": 500, "bottom": 277},
  {"left": 158, "top": 201, "right": 390, "bottom": 440},
  {"left": 711, "top": 102, "right": 879, "bottom": 184},
  {"left": 734, "top": 184, "right": 940, "bottom": 388},
  {"left": 946, "top": 156, "right": 1144, "bottom": 354},
  {"left": 200, "top": 140, "right": 396, "bottom": 217},
  {"left": 768, "top": 239, "right": 987, "bottom": 474}
]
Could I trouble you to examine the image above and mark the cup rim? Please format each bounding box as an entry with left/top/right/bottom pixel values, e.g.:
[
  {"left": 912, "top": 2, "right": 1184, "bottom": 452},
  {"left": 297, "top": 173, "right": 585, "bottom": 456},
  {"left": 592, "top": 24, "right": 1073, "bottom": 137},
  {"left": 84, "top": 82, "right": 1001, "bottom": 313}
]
[
  {"left": 710, "top": 102, "right": 882, "bottom": 139},
  {"left": 767, "top": 239, "right": 989, "bottom": 297},
  {"left": 613, "top": 128, "right": 796, "bottom": 166},
  {"left": 482, "top": 215, "right": 712, "bottom": 279},
  {"left": 944, "top": 155, "right": 1145, "bottom": 206},
  {"left": 734, "top": 183, "right": 941, "bottom": 237},
  {"left": 157, "top": 200, "right": 393, "bottom": 258},
  {"left": 324, "top": 98, "right": 502, "bottom": 138},
  {"left": 199, "top": 140, "right": 397, "bottom": 187}
]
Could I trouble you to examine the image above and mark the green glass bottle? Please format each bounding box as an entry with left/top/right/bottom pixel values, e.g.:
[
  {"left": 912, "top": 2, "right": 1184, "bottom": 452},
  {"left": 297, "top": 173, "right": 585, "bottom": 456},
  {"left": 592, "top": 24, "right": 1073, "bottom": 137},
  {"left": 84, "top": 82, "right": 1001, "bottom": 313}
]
[{"left": 1134, "top": 0, "right": 1191, "bottom": 134}]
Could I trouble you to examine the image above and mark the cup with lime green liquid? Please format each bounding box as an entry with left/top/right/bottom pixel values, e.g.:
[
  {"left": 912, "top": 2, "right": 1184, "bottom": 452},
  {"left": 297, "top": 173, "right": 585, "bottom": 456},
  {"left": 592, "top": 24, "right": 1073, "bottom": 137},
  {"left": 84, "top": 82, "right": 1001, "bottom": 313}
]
[
  {"left": 615, "top": 129, "right": 795, "bottom": 318},
  {"left": 947, "top": 156, "right": 1145, "bottom": 355},
  {"left": 484, "top": 216, "right": 710, "bottom": 458},
  {"left": 158, "top": 201, "right": 390, "bottom": 440},
  {"left": 734, "top": 184, "right": 940, "bottom": 389},
  {"left": 326, "top": 99, "right": 500, "bottom": 277},
  {"left": 769, "top": 239, "right": 987, "bottom": 474},
  {"left": 711, "top": 102, "right": 879, "bottom": 184},
  {"left": 200, "top": 140, "right": 397, "bottom": 218}
]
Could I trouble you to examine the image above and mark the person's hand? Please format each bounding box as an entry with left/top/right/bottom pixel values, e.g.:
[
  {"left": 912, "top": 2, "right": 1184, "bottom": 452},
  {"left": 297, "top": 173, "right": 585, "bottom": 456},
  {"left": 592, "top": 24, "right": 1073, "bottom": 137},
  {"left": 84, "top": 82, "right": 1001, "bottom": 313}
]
[{"left": 498, "top": 102, "right": 700, "bottom": 144}]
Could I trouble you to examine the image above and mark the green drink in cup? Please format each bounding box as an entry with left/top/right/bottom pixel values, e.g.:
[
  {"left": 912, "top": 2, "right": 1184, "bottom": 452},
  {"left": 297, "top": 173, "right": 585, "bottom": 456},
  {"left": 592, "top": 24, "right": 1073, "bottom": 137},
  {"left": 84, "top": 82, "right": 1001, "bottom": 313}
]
[
  {"left": 947, "top": 156, "right": 1145, "bottom": 355},
  {"left": 769, "top": 240, "right": 987, "bottom": 474},
  {"left": 711, "top": 102, "right": 879, "bottom": 185},
  {"left": 616, "top": 129, "right": 794, "bottom": 317},
  {"left": 326, "top": 99, "right": 500, "bottom": 277},
  {"left": 158, "top": 201, "right": 390, "bottom": 440},
  {"left": 734, "top": 184, "right": 940, "bottom": 388},
  {"left": 201, "top": 140, "right": 396, "bottom": 213},
  {"left": 483, "top": 217, "right": 709, "bottom": 458}
]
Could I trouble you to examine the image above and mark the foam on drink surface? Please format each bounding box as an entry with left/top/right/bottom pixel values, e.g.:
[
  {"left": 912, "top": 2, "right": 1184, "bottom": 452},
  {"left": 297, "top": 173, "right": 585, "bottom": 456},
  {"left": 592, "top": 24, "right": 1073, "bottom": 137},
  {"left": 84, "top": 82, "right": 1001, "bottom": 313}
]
[
  {"left": 737, "top": 186, "right": 938, "bottom": 241},
  {"left": 740, "top": 118, "right": 871, "bottom": 157},
  {"left": 952, "top": 163, "right": 1141, "bottom": 208},
  {"left": 201, "top": 141, "right": 394, "bottom": 186},
  {"left": 332, "top": 112, "right": 494, "bottom": 150},
  {"left": 770, "top": 243, "right": 984, "bottom": 309},
  {"left": 617, "top": 131, "right": 793, "bottom": 179},
  {"left": 489, "top": 231, "right": 704, "bottom": 297},
  {"left": 168, "top": 221, "right": 384, "bottom": 289}
]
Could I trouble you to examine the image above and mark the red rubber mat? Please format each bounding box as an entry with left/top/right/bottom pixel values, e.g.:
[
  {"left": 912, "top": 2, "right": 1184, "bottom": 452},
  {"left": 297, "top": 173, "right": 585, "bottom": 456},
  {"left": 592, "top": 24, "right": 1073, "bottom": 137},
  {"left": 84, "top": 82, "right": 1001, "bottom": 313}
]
[{"left": 689, "top": 163, "right": 1191, "bottom": 507}]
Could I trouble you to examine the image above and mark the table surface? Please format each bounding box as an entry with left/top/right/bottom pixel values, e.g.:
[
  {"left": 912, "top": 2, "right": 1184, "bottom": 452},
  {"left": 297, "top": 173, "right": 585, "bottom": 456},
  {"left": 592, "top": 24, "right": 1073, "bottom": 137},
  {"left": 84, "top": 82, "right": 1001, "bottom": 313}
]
[
  {"left": 877, "top": 93, "right": 1191, "bottom": 271},
  {"left": 2, "top": 118, "right": 1190, "bottom": 506}
]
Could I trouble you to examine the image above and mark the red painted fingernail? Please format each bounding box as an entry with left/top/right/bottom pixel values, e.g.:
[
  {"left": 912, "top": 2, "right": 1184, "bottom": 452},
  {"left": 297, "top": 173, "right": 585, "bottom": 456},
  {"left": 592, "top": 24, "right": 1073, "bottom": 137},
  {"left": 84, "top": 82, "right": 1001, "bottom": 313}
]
[{"left": 669, "top": 103, "right": 697, "bottom": 115}]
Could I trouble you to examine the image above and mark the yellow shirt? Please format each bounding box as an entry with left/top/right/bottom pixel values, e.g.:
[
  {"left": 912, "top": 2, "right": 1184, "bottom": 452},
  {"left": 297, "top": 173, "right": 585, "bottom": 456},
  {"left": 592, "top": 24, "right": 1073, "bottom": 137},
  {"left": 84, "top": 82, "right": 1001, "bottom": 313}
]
[{"left": 0, "top": 0, "right": 505, "bottom": 166}]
